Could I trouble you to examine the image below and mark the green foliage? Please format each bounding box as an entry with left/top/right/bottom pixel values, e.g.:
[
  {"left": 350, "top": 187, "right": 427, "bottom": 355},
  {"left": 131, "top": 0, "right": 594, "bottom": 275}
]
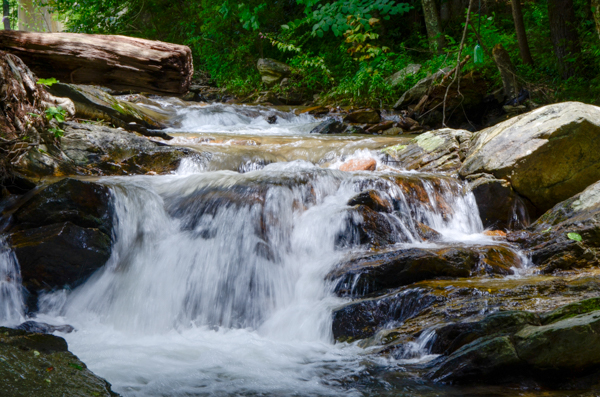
[
  {"left": 36, "top": 77, "right": 59, "bottom": 87},
  {"left": 45, "top": 106, "right": 66, "bottom": 138},
  {"left": 41, "top": 0, "right": 600, "bottom": 106},
  {"left": 567, "top": 232, "right": 583, "bottom": 242}
]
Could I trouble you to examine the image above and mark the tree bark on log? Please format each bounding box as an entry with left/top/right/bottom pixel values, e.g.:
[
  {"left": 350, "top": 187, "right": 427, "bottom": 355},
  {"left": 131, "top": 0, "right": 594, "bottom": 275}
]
[
  {"left": 547, "top": 0, "right": 580, "bottom": 79},
  {"left": 2, "top": 0, "right": 9, "bottom": 30},
  {"left": 0, "top": 31, "right": 193, "bottom": 96},
  {"left": 421, "top": 0, "right": 446, "bottom": 54},
  {"left": 592, "top": 0, "right": 600, "bottom": 40},
  {"left": 492, "top": 44, "right": 521, "bottom": 100},
  {"left": 510, "top": 0, "right": 534, "bottom": 65}
]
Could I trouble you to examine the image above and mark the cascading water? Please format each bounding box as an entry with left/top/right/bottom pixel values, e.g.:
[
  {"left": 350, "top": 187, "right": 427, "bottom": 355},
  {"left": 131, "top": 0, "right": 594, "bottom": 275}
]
[{"left": 1, "top": 102, "right": 531, "bottom": 396}]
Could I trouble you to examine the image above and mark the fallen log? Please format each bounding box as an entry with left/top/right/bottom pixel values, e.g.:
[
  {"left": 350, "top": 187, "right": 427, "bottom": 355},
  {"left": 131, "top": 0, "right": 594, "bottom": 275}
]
[{"left": 0, "top": 31, "right": 193, "bottom": 96}]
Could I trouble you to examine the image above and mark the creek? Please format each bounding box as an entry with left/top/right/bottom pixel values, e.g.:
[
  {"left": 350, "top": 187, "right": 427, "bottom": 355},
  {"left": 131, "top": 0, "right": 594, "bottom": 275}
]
[{"left": 0, "top": 101, "right": 576, "bottom": 396}]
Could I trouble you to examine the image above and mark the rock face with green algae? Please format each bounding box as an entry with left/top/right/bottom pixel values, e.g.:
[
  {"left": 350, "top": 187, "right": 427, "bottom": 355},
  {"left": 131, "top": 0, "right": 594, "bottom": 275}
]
[
  {"left": 0, "top": 327, "right": 118, "bottom": 397},
  {"left": 427, "top": 300, "right": 600, "bottom": 385},
  {"left": 47, "top": 83, "right": 172, "bottom": 139},
  {"left": 13, "top": 121, "right": 197, "bottom": 177},
  {"left": 382, "top": 128, "right": 471, "bottom": 173},
  {"left": 460, "top": 102, "right": 600, "bottom": 214}
]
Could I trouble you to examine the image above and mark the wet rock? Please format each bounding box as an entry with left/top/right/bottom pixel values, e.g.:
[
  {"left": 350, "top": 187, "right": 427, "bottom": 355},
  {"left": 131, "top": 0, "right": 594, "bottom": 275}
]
[
  {"left": 415, "top": 222, "right": 442, "bottom": 241},
  {"left": 339, "top": 158, "right": 377, "bottom": 172},
  {"left": 0, "top": 327, "right": 118, "bottom": 396},
  {"left": 342, "top": 109, "right": 381, "bottom": 124},
  {"left": 365, "top": 120, "right": 396, "bottom": 134},
  {"left": 309, "top": 119, "right": 345, "bottom": 134},
  {"left": 428, "top": 305, "right": 600, "bottom": 386},
  {"left": 428, "top": 335, "right": 522, "bottom": 383},
  {"left": 482, "top": 230, "right": 507, "bottom": 237},
  {"left": 333, "top": 270, "right": 600, "bottom": 347},
  {"left": 329, "top": 245, "right": 518, "bottom": 297},
  {"left": 47, "top": 83, "right": 171, "bottom": 139},
  {"left": 460, "top": 102, "right": 600, "bottom": 213},
  {"left": 431, "top": 310, "right": 541, "bottom": 355},
  {"left": 15, "top": 321, "right": 75, "bottom": 334},
  {"left": 257, "top": 58, "right": 291, "bottom": 87},
  {"left": 508, "top": 179, "right": 600, "bottom": 272},
  {"left": 295, "top": 106, "right": 329, "bottom": 116},
  {"left": 332, "top": 288, "right": 442, "bottom": 342},
  {"left": 7, "top": 179, "right": 114, "bottom": 309},
  {"left": 385, "top": 64, "right": 421, "bottom": 87},
  {"left": 381, "top": 127, "right": 404, "bottom": 135},
  {"left": 14, "top": 122, "right": 195, "bottom": 177},
  {"left": 11, "top": 222, "right": 112, "bottom": 298},
  {"left": 335, "top": 205, "right": 400, "bottom": 249},
  {"left": 347, "top": 190, "right": 393, "bottom": 213},
  {"left": 382, "top": 128, "right": 471, "bottom": 173},
  {"left": 540, "top": 297, "right": 600, "bottom": 325},
  {"left": 343, "top": 125, "right": 366, "bottom": 134},
  {"left": 466, "top": 174, "right": 530, "bottom": 230},
  {"left": 10, "top": 178, "right": 113, "bottom": 234}
]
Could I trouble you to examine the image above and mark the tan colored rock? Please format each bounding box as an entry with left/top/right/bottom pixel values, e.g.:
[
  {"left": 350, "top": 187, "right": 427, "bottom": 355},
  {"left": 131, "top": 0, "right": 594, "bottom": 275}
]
[
  {"left": 340, "top": 158, "right": 377, "bottom": 172},
  {"left": 460, "top": 102, "right": 600, "bottom": 213},
  {"left": 343, "top": 109, "right": 381, "bottom": 124}
]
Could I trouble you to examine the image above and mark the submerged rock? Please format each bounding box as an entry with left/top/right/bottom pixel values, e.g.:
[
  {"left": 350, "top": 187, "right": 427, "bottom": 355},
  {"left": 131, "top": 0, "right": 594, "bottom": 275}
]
[
  {"left": 460, "top": 102, "right": 600, "bottom": 214},
  {"left": 16, "top": 321, "right": 75, "bottom": 334},
  {"left": 0, "top": 327, "right": 118, "bottom": 396}
]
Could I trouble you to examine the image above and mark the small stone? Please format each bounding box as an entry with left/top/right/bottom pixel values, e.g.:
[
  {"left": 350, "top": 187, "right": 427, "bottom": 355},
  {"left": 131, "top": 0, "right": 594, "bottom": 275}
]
[
  {"left": 483, "top": 230, "right": 507, "bottom": 237},
  {"left": 339, "top": 158, "right": 377, "bottom": 172}
]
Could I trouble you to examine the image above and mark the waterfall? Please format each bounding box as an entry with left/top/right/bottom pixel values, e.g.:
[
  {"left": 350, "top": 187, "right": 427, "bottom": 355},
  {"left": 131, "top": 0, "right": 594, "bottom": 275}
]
[
  {"left": 0, "top": 237, "right": 24, "bottom": 326},
  {"left": 2, "top": 102, "right": 526, "bottom": 396}
]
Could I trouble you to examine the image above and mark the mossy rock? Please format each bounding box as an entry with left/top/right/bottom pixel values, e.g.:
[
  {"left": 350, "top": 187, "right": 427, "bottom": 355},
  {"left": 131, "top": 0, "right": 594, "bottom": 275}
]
[{"left": 0, "top": 327, "right": 118, "bottom": 397}]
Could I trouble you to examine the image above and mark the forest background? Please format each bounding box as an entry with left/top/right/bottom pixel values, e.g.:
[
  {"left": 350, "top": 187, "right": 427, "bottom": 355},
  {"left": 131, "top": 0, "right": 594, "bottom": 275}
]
[{"left": 6, "top": 0, "right": 600, "bottom": 107}]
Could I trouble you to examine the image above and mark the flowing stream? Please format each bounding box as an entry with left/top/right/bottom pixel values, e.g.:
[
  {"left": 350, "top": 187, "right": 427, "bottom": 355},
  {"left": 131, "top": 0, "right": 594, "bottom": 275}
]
[{"left": 0, "top": 102, "right": 537, "bottom": 396}]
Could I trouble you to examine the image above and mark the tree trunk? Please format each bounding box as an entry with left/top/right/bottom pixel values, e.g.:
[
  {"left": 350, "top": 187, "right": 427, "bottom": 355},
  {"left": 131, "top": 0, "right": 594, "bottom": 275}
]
[
  {"left": 492, "top": 44, "right": 521, "bottom": 100},
  {"left": 0, "top": 31, "right": 193, "bottom": 95},
  {"left": 511, "top": 0, "right": 533, "bottom": 65},
  {"left": 421, "top": 0, "right": 446, "bottom": 54},
  {"left": 547, "top": 0, "right": 580, "bottom": 79},
  {"left": 592, "top": 0, "right": 600, "bottom": 40},
  {"left": 2, "top": 0, "right": 9, "bottom": 30}
]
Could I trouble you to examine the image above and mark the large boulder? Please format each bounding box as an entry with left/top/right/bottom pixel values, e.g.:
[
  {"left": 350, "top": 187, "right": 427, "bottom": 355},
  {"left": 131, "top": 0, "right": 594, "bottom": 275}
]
[
  {"left": 47, "top": 83, "right": 171, "bottom": 139},
  {"left": 0, "top": 327, "right": 118, "bottom": 396},
  {"left": 7, "top": 178, "right": 114, "bottom": 309},
  {"left": 14, "top": 121, "right": 195, "bottom": 177},
  {"left": 257, "top": 58, "right": 291, "bottom": 87},
  {"left": 382, "top": 128, "right": 471, "bottom": 173},
  {"left": 507, "top": 179, "right": 600, "bottom": 273},
  {"left": 460, "top": 102, "right": 600, "bottom": 213}
]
